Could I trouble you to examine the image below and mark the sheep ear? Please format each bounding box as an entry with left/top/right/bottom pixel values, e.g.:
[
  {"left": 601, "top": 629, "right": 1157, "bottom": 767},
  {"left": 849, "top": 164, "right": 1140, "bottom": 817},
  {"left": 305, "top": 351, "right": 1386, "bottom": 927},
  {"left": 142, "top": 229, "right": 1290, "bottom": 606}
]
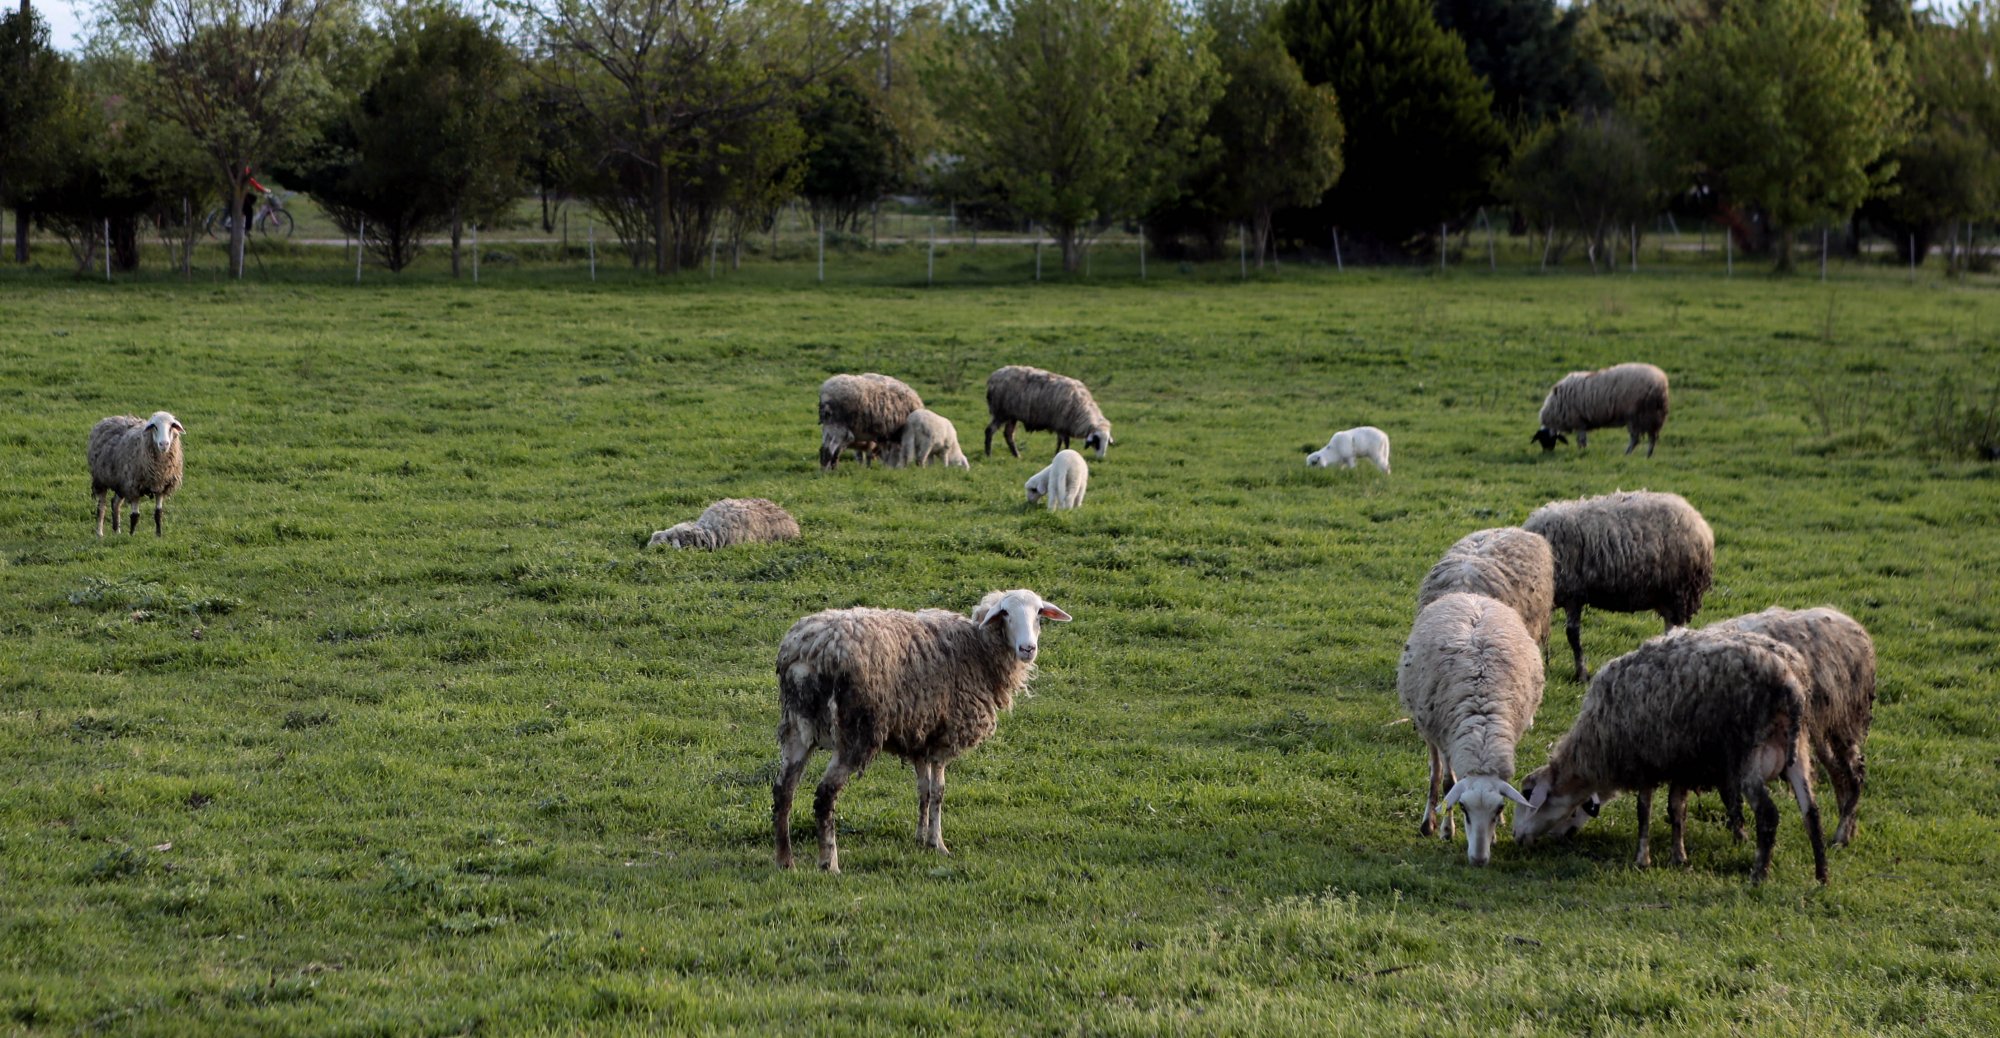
[
  {"left": 1500, "top": 782, "right": 1532, "bottom": 808},
  {"left": 1440, "top": 783, "right": 1463, "bottom": 810},
  {"left": 979, "top": 607, "right": 1007, "bottom": 627},
  {"left": 1526, "top": 783, "right": 1550, "bottom": 810},
  {"left": 1037, "top": 603, "right": 1071, "bottom": 622},
  {"left": 170, "top": 420, "right": 184, "bottom": 434},
  {"left": 1582, "top": 796, "right": 1603, "bottom": 818}
]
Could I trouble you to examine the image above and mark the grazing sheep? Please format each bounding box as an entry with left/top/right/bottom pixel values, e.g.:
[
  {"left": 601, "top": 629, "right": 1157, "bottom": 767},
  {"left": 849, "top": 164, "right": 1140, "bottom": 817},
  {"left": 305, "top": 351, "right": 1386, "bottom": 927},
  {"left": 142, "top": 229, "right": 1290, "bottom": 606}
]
[
  {"left": 819, "top": 373, "right": 923, "bottom": 471},
  {"left": 1305, "top": 426, "right": 1391, "bottom": 473},
  {"left": 1522, "top": 490, "right": 1714, "bottom": 681},
  {"left": 1706, "top": 607, "right": 1875, "bottom": 847},
  {"left": 649, "top": 498, "right": 800, "bottom": 550},
  {"left": 1415, "top": 527, "right": 1555, "bottom": 648},
  {"left": 1531, "top": 362, "right": 1670, "bottom": 456},
  {"left": 88, "top": 411, "right": 185, "bottom": 537},
  {"left": 1512, "top": 627, "right": 1828, "bottom": 885},
  {"left": 984, "top": 365, "right": 1114, "bottom": 459},
  {"left": 885, "top": 409, "right": 970, "bottom": 470},
  {"left": 772, "top": 588, "right": 1073, "bottom": 872},
  {"left": 1024, "top": 449, "right": 1088, "bottom": 510},
  {"left": 1397, "top": 592, "right": 1546, "bottom": 866}
]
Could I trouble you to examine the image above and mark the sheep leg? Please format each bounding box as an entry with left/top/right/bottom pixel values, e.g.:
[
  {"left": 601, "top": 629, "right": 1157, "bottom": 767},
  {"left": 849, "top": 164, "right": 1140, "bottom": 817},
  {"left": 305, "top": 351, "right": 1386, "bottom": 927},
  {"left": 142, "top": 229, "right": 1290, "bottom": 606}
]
[
  {"left": 813, "top": 751, "right": 869, "bottom": 874},
  {"left": 1667, "top": 786, "right": 1690, "bottom": 865},
  {"left": 1420, "top": 743, "right": 1444, "bottom": 836},
  {"left": 1002, "top": 421, "right": 1020, "bottom": 458},
  {"left": 1625, "top": 428, "right": 1640, "bottom": 455},
  {"left": 94, "top": 490, "right": 110, "bottom": 538},
  {"left": 983, "top": 419, "right": 1001, "bottom": 457},
  {"left": 1439, "top": 771, "right": 1456, "bottom": 841},
  {"left": 1787, "top": 757, "right": 1830, "bottom": 885},
  {"left": 1825, "top": 737, "right": 1864, "bottom": 847},
  {"left": 1748, "top": 782, "right": 1781, "bottom": 885},
  {"left": 128, "top": 504, "right": 141, "bottom": 535},
  {"left": 928, "top": 763, "right": 950, "bottom": 854},
  {"left": 1633, "top": 788, "right": 1653, "bottom": 868},
  {"left": 1056, "top": 432, "right": 1070, "bottom": 452},
  {"left": 772, "top": 720, "right": 816, "bottom": 869},
  {"left": 1565, "top": 605, "right": 1588, "bottom": 682},
  {"left": 1645, "top": 430, "right": 1658, "bottom": 457},
  {"left": 153, "top": 501, "right": 164, "bottom": 537},
  {"left": 1720, "top": 785, "right": 1747, "bottom": 843},
  {"left": 1576, "top": 428, "right": 1588, "bottom": 451},
  {"left": 913, "top": 761, "right": 934, "bottom": 846}
]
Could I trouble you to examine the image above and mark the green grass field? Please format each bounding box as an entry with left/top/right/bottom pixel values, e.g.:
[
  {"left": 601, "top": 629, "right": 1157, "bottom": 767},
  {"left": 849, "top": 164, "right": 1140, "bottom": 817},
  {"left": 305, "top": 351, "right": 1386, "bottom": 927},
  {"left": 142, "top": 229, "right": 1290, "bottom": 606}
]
[{"left": 1, "top": 259, "right": 1996, "bottom": 1034}]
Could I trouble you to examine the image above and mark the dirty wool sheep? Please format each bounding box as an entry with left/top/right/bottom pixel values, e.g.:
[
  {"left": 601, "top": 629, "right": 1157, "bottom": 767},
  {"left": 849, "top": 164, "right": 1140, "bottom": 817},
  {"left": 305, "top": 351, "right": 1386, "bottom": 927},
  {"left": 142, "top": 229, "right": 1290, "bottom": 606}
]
[
  {"left": 1706, "top": 607, "right": 1875, "bottom": 846},
  {"left": 1024, "top": 449, "right": 1088, "bottom": 510},
  {"left": 819, "top": 373, "right": 923, "bottom": 471},
  {"left": 885, "top": 409, "right": 970, "bottom": 470},
  {"left": 1512, "top": 627, "right": 1829, "bottom": 885},
  {"left": 1415, "top": 527, "right": 1555, "bottom": 648},
  {"left": 1531, "top": 362, "right": 1670, "bottom": 456},
  {"left": 1522, "top": 490, "right": 1714, "bottom": 681},
  {"left": 984, "top": 365, "right": 1113, "bottom": 459},
  {"left": 88, "top": 411, "right": 185, "bottom": 537},
  {"left": 1306, "top": 426, "right": 1390, "bottom": 473},
  {"left": 1398, "top": 593, "right": 1546, "bottom": 866},
  {"left": 649, "top": 498, "right": 800, "bottom": 550},
  {"left": 773, "top": 589, "right": 1073, "bottom": 872}
]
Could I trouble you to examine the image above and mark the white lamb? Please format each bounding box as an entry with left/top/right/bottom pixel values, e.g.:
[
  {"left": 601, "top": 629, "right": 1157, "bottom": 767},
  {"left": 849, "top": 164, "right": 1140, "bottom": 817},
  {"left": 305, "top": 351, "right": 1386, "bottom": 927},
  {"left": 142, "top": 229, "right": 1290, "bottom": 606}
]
[
  {"left": 1306, "top": 426, "right": 1390, "bottom": 473},
  {"left": 1024, "top": 449, "right": 1088, "bottom": 510}
]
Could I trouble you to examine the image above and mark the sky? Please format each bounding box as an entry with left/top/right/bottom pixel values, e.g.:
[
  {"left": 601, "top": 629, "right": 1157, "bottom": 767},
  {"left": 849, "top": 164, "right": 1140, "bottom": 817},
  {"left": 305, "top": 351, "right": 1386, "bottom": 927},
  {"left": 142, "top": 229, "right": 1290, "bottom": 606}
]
[{"left": 35, "top": 1, "right": 89, "bottom": 52}]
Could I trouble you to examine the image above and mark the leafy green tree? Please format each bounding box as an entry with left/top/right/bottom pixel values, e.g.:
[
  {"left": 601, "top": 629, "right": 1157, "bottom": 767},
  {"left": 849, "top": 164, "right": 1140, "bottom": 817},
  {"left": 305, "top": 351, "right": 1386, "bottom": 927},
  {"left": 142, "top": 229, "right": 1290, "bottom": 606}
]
[
  {"left": 798, "top": 75, "right": 899, "bottom": 233},
  {"left": 278, "top": 4, "right": 527, "bottom": 274},
  {"left": 1277, "top": 0, "right": 1508, "bottom": 251},
  {"left": 1, "top": 5, "right": 68, "bottom": 262},
  {"left": 1870, "top": 4, "right": 2000, "bottom": 265},
  {"left": 1190, "top": 0, "right": 1342, "bottom": 265},
  {"left": 1656, "top": 0, "right": 1912, "bottom": 271},
  {"left": 106, "top": 0, "right": 352, "bottom": 278},
  {"left": 515, "top": 0, "right": 853, "bottom": 274},
  {"left": 933, "top": 0, "right": 1222, "bottom": 273},
  {"left": 1503, "top": 109, "right": 1663, "bottom": 269},
  {"left": 1432, "top": 0, "right": 1607, "bottom": 125},
  {"left": 1571, "top": 0, "right": 1720, "bottom": 108}
]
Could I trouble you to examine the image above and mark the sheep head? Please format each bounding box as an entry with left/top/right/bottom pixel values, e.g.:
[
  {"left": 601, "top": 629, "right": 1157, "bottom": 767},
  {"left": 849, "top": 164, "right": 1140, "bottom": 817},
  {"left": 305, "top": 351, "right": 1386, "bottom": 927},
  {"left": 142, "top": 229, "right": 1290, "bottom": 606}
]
[
  {"left": 1084, "top": 428, "right": 1113, "bottom": 459},
  {"left": 1439, "top": 776, "right": 1532, "bottom": 867},
  {"left": 146, "top": 412, "right": 184, "bottom": 452},
  {"left": 1510, "top": 764, "right": 1604, "bottom": 844},
  {"left": 971, "top": 589, "right": 1072, "bottom": 663},
  {"left": 1530, "top": 427, "right": 1569, "bottom": 451}
]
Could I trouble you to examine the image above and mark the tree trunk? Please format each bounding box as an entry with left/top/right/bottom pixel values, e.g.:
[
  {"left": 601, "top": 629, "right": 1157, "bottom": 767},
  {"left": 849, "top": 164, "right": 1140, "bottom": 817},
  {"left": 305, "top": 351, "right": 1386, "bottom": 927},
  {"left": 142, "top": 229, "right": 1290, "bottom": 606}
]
[
  {"left": 1773, "top": 227, "right": 1796, "bottom": 274},
  {"left": 110, "top": 215, "right": 140, "bottom": 273},
  {"left": 1254, "top": 207, "right": 1273, "bottom": 270},
  {"left": 653, "top": 160, "right": 672, "bottom": 275},
  {"left": 451, "top": 205, "right": 463, "bottom": 278},
  {"left": 1058, "top": 225, "right": 1082, "bottom": 274},
  {"left": 13, "top": 205, "right": 29, "bottom": 263},
  {"left": 226, "top": 171, "right": 247, "bottom": 279}
]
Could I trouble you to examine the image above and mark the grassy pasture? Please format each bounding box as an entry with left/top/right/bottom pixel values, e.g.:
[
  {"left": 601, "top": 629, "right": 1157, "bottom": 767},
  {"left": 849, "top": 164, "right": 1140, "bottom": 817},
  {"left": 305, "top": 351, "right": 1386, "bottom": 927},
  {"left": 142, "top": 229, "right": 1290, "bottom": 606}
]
[{"left": 0, "top": 263, "right": 1996, "bottom": 1034}]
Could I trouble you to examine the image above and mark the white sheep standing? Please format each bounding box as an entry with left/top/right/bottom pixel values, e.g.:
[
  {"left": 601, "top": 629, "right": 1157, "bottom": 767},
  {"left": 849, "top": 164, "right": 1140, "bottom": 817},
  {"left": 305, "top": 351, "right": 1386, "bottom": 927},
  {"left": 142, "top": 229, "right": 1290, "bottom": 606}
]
[
  {"left": 1024, "top": 449, "right": 1088, "bottom": 510},
  {"left": 1306, "top": 426, "right": 1390, "bottom": 473},
  {"left": 885, "top": 409, "right": 970, "bottom": 470},
  {"left": 1415, "top": 527, "right": 1556, "bottom": 649},
  {"left": 772, "top": 588, "right": 1073, "bottom": 873},
  {"left": 88, "top": 411, "right": 185, "bottom": 537},
  {"left": 1398, "top": 592, "right": 1546, "bottom": 866}
]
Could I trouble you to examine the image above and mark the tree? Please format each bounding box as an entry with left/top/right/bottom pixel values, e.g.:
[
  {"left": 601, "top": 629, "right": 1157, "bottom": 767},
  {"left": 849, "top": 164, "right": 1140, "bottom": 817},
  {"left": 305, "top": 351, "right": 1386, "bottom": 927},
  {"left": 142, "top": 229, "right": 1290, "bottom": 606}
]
[
  {"left": 1195, "top": 0, "right": 1343, "bottom": 265},
  {"left": 1571, "top": 0, "right": 1721, "bottom": 108},
  {"left": 1277, "top": 0, "right": 1509, "bottom": 252},
  {"left": 798, "top": 74, "right": 899, "bottom": 233},
  {"left": 1871, "top": 4, "right": 2000, "bottom": 266},
  {"left": 1503, "top": 109, "right": 1664, "bottom": 269},
  {"left": 106, "top": 0, "right": 350, "bottom": 278},
  {"left": 276, "top": 4, "right": 528, "bottom": 274},
  {"left": 1656, "top": 0, "right": 1912, "bottom": 271},
  {"left": 1432, "top": 0, "right": 1607, "bottom": 126},
  {"left": 515, "top": 0, "right": 855, "bottom": 275},
  {"left": 933, "top": 0, "right": 1222, "bottom": 273},
  {"left": 1, "top": 4, "right": 67, "bottom": 262}
]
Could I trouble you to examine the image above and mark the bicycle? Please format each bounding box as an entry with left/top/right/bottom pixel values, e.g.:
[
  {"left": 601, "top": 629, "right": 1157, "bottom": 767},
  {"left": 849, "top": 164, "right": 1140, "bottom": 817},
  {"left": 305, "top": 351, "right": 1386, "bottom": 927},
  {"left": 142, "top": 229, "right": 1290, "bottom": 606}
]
[{"left": 205, "top": 191, "right": 295, "bottom": 240}]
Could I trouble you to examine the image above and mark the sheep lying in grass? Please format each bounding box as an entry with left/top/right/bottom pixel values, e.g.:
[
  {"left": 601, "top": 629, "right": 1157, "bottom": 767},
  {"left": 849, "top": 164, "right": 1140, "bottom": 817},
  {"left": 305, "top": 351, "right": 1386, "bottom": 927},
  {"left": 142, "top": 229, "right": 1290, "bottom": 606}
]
[
  {"left": 772, "top": 589, "right": 1073, "bottom": 872},
  {"left": 1306, "top": 426, "right": 1390, "bottom": 473},
  {"left": 1522, "top": 490, "right": 1714, "bottom": 681},
  {"left": 649, "top": 498, "right": 800, "bottom": 550},
  {"left": 88, "top": 411, "right": 185, "bottom": 537},
  {"left": 819, "top": 373, "right": 922, "bottom": 471},
  {"left": 1024, "top": 449, "right": 1088, "bottom": 510},
  {"left": 1512, "top": 627, "right": 1828, "bottom": 885},
  {"left": 1531, "top": 362, "right": 1670, "bottom": 456},
  {"left": 1706, "top": 607, "right": 1875, "bottom": 847},
  {"left": 984, "top": 365, "right": 1113, "bottom": 459},
  {"left": 1398, "top": 592, "right": 1546, "bottom": 866},
  {"left": 885, "top": 409, "right": 970, "bottom": 470},
  {"left": 1416, "top": 527, "right": 1555, "bottom": 649}
]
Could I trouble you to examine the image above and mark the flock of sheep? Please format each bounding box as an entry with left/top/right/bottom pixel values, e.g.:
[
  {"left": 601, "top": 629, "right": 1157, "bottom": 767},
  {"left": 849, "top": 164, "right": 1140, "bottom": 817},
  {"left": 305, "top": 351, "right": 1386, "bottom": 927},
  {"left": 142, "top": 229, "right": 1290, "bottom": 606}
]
[{"left": 83, "top": 358, "right": 1873, "bottom": 884}]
